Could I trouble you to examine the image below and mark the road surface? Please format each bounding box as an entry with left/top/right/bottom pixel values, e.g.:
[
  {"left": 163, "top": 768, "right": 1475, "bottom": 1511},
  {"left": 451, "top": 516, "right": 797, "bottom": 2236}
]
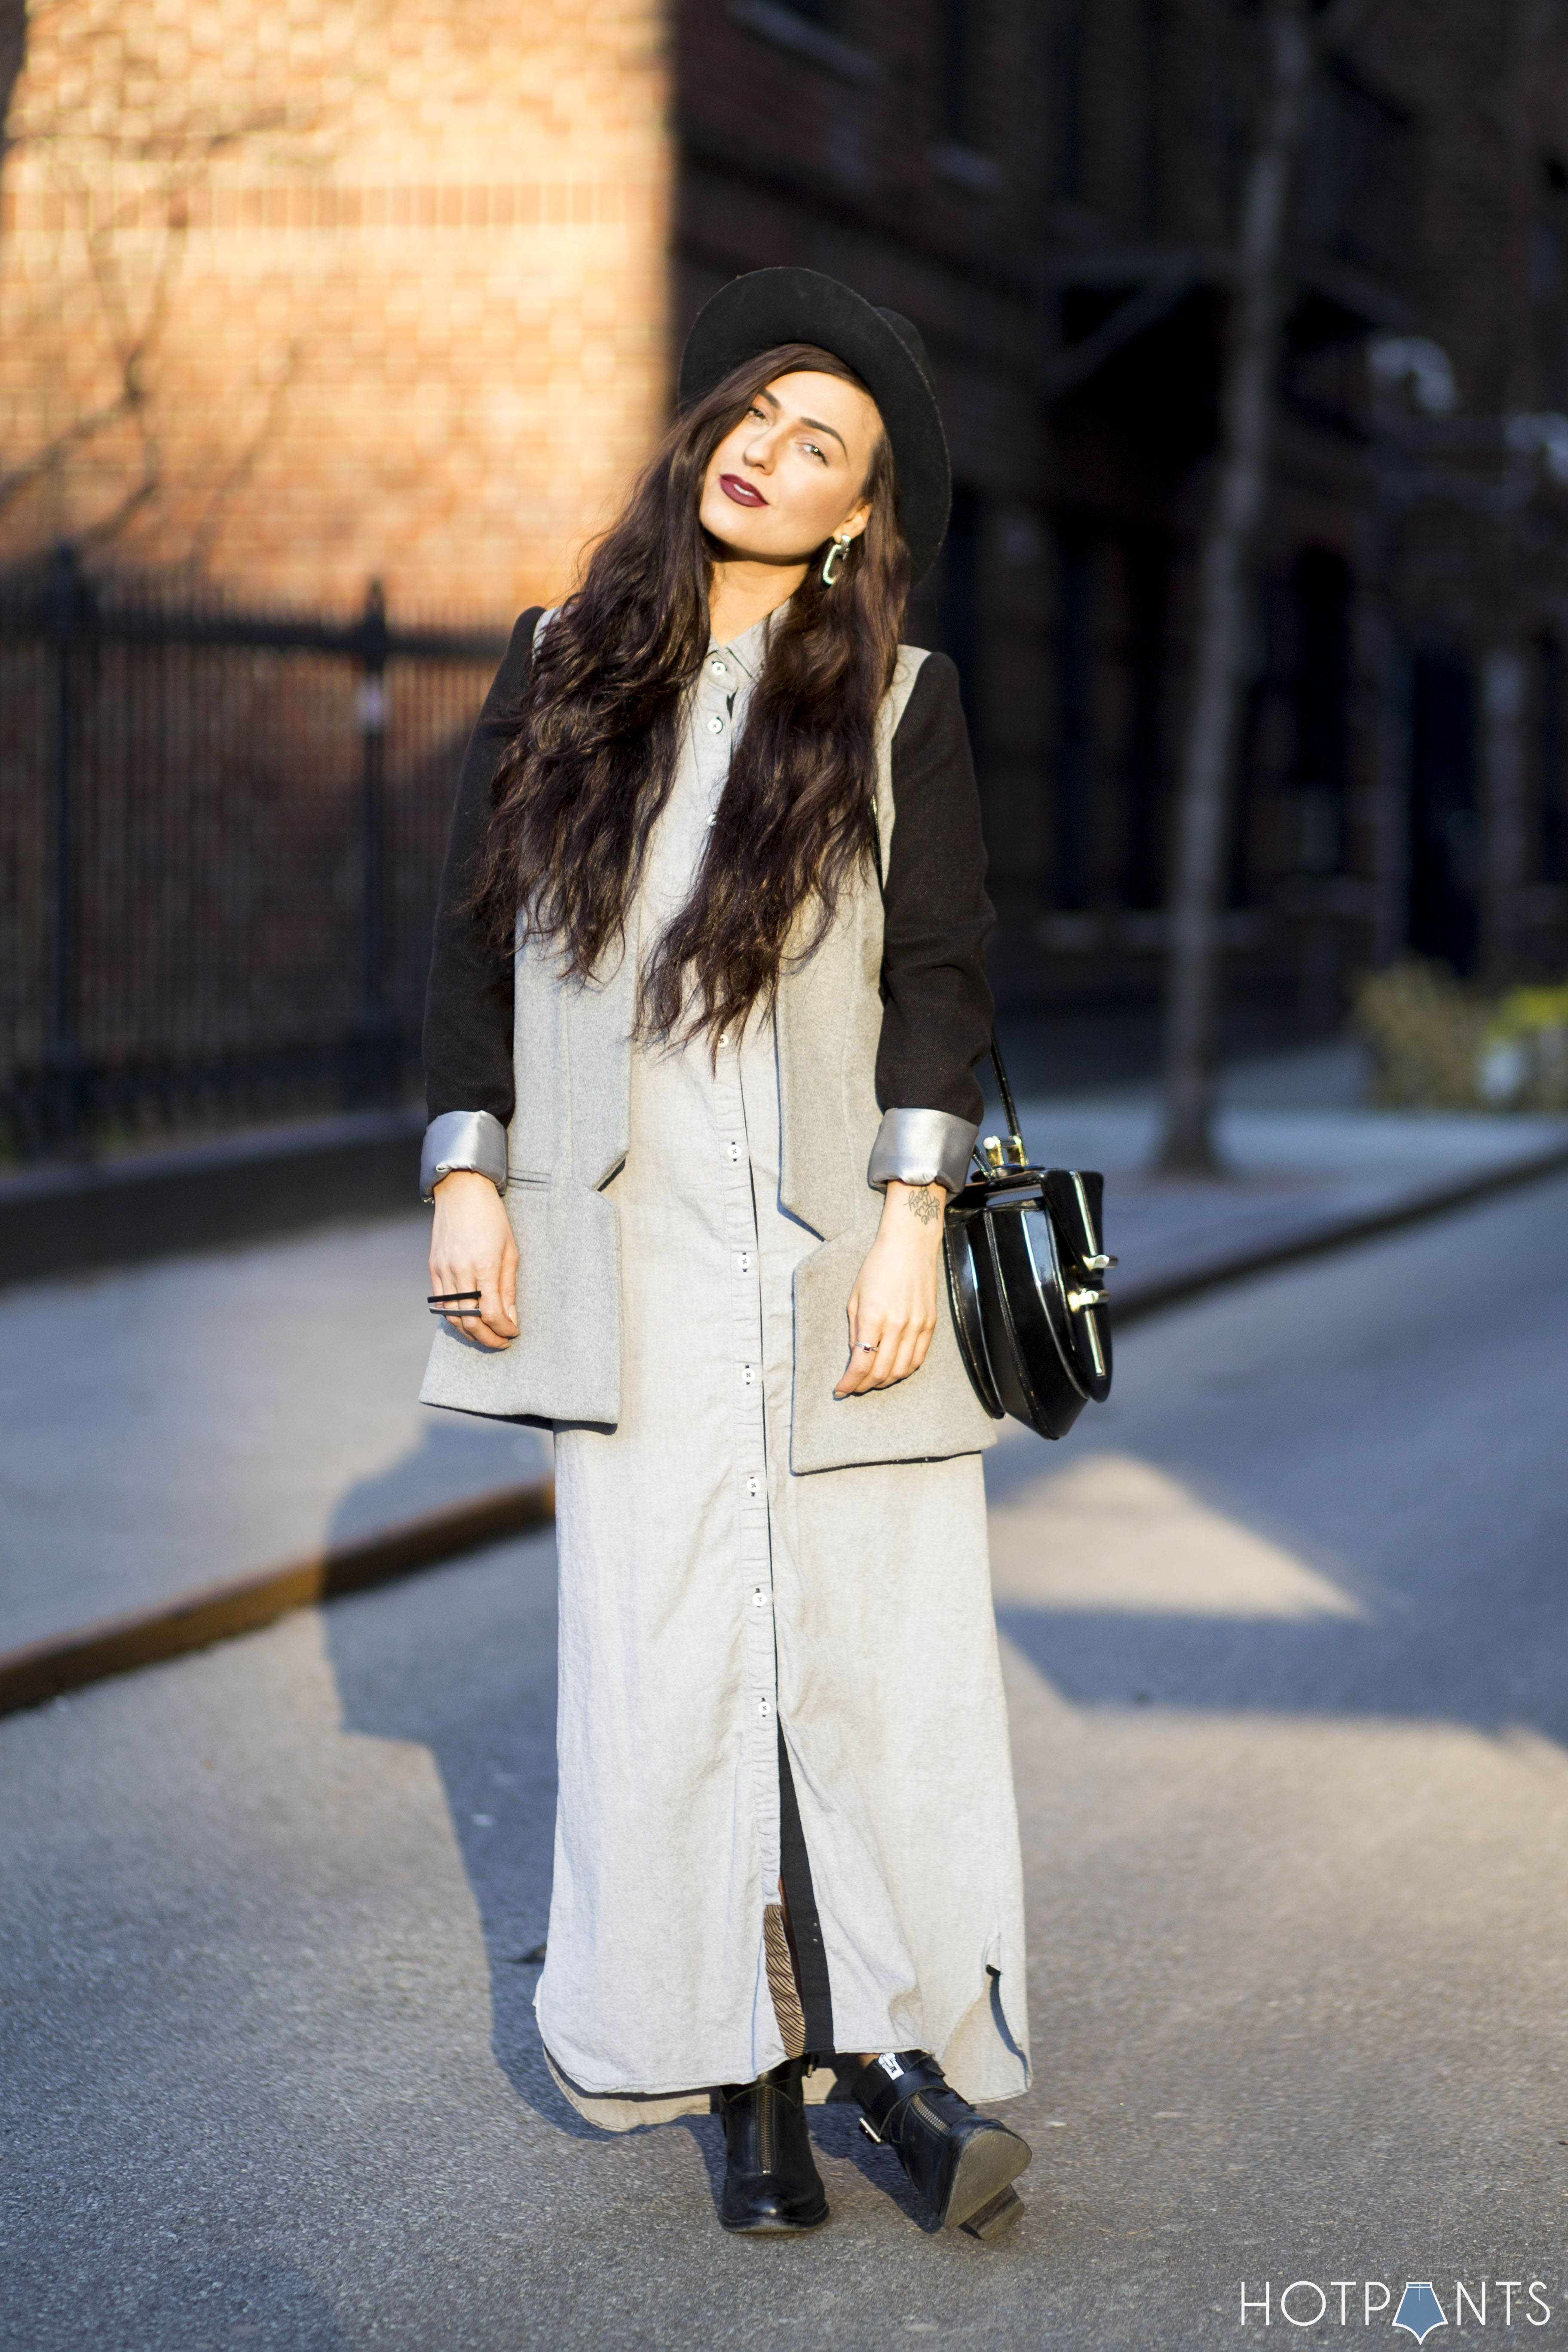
[{"left": 5, "top": 1173, "right": 1568, "bottom": 2349}]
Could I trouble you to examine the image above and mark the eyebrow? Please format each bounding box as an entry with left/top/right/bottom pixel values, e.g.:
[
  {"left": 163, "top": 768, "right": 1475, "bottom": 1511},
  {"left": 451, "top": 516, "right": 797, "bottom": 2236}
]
[
  {"left": 754, "top": 386, "right": 849, "bottom": 456},
  {"left": 797, "top": 414, "right": 849, "bottom": 454}
]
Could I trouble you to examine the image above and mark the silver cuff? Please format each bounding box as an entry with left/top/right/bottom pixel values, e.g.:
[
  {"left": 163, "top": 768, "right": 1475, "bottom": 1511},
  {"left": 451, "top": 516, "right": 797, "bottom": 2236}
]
[
  {"left": 866, "top": 1107, "right": 978, "bottom": 1196},
  {"left": 420, "top": 1109, "right": 509, "bottom": 1204}
]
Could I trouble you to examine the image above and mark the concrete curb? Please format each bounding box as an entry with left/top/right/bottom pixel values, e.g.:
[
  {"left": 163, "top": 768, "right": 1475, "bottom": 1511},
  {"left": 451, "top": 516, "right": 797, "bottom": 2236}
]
[
  {"left": 1109, "top": 1134, "right": 1568, "bottom": 1325},
  {"left": 6, "top": 1129, "right": 1568, "bottom": 1725},
  {"left": 0, "top": 1107, "right": 426, "bottom": 1290},
  {"left": 0, "top": 1478, "right": 553, "bottom": 1719}
]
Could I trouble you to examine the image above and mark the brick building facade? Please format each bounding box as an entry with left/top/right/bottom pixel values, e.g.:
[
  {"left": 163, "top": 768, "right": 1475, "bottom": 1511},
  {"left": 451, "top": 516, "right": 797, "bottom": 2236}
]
[
  {"left": 675, "top": 0, "right": 1568, "bottom": 1010},
  {"left": 5, "top": 0, "right": 1568, "bottom": 1015},
  {"left": 0, "top": 0, "right": 671, "bottom": 613}
]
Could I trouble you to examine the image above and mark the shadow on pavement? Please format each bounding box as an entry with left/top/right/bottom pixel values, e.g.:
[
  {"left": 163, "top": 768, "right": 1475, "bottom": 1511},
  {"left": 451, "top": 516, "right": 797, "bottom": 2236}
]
[
  {"left": 122, "top": 2261, "right": 353, "bottom": 2352},
  {"left": 320, "top": 1433, "right": 603, "bottom": 2141},
  {"left": 980, "top": 1180, "right": 1568, "bottom": 1751},
  {"left": 315, "top": 1177, "right": 1568, "bottom": 2198}
]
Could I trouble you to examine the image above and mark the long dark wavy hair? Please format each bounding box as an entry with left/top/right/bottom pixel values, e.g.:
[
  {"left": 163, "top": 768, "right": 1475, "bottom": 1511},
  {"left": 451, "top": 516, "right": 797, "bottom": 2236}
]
[{"left": 473, "top": 341, "right": 910, "bottom": 1047}]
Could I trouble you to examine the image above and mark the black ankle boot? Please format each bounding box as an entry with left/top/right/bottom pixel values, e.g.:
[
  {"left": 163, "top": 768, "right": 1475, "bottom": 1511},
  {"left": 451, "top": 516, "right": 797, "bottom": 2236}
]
[
  {"left": 851, "top": 2051, "right": 1030, "bottom": 2239},
  {"left": 715, "top": 2058, "right": 829, "bottom": 2233}
]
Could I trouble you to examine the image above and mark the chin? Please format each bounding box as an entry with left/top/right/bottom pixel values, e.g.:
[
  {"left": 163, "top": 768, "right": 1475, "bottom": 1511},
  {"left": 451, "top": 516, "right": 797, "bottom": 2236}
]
[{"left": 701, "top": 501, "right": 765, "bottom": 556}]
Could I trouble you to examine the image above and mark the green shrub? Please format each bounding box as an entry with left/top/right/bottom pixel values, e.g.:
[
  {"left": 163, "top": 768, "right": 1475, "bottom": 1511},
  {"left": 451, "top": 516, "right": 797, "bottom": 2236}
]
[{"left": 1354, "top": 962, "right": 1568, "bottom": 1110}]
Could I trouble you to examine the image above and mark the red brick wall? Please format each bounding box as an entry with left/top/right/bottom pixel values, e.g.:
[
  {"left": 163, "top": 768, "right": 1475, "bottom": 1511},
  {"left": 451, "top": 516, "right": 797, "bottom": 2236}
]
[{"left": 0, "top": 0, "right": 673, "bottom": 612}]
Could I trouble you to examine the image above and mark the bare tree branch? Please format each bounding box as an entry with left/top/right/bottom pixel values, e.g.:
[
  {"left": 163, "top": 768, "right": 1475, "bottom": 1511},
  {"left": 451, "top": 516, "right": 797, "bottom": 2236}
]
[
  {"left": 187, "top": 342, "right": 302, "bottom": 569},
  {"left": 0, "top": 0, "right": 318, "bottom": 567}
]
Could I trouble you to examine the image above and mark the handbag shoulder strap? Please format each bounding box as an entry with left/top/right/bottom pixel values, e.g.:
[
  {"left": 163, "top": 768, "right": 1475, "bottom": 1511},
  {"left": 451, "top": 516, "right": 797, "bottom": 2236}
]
[{"left": 988, "top": 1034, "right": 1027, "bottom": 1164}]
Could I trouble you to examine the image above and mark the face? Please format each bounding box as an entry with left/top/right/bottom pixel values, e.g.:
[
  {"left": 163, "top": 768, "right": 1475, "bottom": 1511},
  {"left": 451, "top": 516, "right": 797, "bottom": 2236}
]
[{"left": 698, "top": 369, "right": 882, "bottom": 566}]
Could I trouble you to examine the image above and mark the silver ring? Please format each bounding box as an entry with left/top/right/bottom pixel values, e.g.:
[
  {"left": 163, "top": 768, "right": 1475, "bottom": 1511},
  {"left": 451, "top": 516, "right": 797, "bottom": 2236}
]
[{"left": 858, "top": 1341, "right": 877, "bottom": 1352}]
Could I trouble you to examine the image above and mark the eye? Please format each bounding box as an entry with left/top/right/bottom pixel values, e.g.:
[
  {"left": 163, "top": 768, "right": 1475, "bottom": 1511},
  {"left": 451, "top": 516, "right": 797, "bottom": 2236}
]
[{"left": 800, "top": 439, "right": 828, "bottom": 464}]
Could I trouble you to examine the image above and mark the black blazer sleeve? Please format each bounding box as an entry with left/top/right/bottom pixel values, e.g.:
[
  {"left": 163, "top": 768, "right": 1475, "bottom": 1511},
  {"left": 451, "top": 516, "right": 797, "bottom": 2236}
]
[
  {"left": 876, "top": 652, "right": 996, "bottom": 1125},
  {"left": 421, "top": 609, "right": 542, "bottom": 1123}
]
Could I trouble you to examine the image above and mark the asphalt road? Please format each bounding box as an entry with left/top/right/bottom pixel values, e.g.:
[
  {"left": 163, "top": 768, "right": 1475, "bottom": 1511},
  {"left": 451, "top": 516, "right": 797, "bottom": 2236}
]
[{"left": 5, "top": 1175, "right": 1568, "bottom": 2351}]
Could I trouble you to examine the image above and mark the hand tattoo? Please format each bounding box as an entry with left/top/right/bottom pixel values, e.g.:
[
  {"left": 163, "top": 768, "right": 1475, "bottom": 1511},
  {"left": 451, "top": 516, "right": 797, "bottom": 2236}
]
[{"left": 906, "top": 1183, "right": 943, "bottom": 1226}]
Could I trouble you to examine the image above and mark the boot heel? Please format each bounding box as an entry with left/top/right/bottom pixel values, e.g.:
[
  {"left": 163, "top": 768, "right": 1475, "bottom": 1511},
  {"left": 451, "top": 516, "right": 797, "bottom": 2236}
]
[
  {"left": 961, "top": 2183, "right": 1026, "bottom": 2243},
  {"left": 848, "top": 2050, "right": 1032, "bottom": 2235}
]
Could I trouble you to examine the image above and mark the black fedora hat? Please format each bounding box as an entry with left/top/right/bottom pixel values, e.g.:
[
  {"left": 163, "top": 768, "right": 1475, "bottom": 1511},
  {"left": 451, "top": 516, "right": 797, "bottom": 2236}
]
[{"left": 677, "top": 266, "right": 952, "bottom": 585}]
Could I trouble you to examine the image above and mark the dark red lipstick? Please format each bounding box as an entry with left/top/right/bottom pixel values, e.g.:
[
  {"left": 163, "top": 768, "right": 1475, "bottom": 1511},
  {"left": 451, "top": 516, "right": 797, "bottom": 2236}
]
[{"left": 719, "top": 473, "right": 768, "bottom": 508}]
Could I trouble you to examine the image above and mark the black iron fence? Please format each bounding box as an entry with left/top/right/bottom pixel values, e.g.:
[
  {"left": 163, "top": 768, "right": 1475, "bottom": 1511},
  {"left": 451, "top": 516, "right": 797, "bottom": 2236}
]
[{"left": 0, "top": 550, "right": 506, "bottom": 1161}]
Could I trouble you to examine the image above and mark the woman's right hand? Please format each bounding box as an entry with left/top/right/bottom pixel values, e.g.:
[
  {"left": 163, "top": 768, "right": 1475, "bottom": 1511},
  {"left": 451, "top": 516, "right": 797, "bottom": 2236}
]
[{"left": 429, "top": 1170, "right": 519, "bottom": 1349}]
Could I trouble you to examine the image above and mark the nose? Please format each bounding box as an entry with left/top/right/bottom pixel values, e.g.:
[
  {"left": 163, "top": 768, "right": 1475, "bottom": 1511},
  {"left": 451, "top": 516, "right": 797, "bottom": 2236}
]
[{"left": 741, "top": 419, "right": 780, "bottom": 471}]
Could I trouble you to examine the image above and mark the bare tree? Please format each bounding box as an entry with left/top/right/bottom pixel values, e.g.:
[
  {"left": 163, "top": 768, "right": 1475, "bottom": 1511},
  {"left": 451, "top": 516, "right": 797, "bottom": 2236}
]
[
  {"left": 0, "top": 4, "right": 353, "bottom": 567},
  {"left": 1157, "top": 0, "right": 1368, "bottom": 1173}
]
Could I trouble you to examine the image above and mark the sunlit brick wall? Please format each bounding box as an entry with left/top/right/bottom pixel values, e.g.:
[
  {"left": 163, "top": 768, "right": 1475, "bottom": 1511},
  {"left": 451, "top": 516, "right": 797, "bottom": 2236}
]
[{"left": 0, "top": 0, "right": 672, "bottom": 612}]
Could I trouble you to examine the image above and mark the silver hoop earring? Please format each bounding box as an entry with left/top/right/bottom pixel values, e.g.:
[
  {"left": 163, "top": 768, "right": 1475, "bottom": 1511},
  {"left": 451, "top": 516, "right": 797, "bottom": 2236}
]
[{"left": 821, "top": 533, "right": 854, "bottom": 587}]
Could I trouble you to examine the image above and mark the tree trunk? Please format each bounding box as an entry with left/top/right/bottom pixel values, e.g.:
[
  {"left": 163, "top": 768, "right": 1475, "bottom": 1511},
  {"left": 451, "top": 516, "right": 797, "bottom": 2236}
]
[{"left": 1155, "top": 0, "right": 1318, "bottom": 1174}]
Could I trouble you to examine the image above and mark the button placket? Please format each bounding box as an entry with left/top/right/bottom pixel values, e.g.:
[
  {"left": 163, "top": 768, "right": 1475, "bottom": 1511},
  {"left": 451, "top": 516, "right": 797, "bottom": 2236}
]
[
  {"left": 712, "top": 1040, "right": 780, "bottom": 1904},
  {"left": 689, "top": 638, "right": 780, "bottom": 1900}
]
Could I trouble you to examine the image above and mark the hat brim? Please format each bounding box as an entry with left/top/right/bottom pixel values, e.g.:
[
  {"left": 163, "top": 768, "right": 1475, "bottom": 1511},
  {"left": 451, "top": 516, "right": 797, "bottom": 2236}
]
[{"left": 677, "top": 267, "right": 951, "bottom": 585}]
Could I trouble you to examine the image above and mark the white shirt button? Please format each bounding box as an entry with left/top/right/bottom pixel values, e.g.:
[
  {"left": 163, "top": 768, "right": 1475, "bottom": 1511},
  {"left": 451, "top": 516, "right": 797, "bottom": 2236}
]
[
  {"left": 707, "top": 714, "right": 725, "bottom": 735},
  {"left": 709, "top": 658, "right": 729, "bottom": 677},
  {"left": 751, "top": 1585, "right": 767, "bottom": 1606}
]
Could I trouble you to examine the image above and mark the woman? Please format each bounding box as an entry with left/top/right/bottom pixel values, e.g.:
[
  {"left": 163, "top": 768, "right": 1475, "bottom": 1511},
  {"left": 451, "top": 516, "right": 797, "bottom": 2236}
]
[{"left": 419, "top": 268, "right": 1032, "bottom": 2242}]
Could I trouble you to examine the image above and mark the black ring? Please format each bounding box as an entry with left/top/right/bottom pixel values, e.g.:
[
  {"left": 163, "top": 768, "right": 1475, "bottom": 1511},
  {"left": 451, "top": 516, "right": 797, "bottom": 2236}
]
[
  {"left": 428, "top": 1290, "right": 482, "bottom": 1304},
  {"left": 429, "top": 1305, "right": 482, "bottom": 1316}
]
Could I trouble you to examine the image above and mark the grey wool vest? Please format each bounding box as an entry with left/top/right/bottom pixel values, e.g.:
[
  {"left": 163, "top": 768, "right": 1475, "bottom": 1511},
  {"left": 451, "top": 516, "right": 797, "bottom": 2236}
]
[{"left": 419, "top": 643, "right": 998, "bottom": 1474}]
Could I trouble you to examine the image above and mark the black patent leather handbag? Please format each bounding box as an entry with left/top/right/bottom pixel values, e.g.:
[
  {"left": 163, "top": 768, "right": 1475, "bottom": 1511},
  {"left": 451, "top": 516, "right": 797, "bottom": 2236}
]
[{"left": 943, "top": 1039, "right": 1115, "bottom": 1441}]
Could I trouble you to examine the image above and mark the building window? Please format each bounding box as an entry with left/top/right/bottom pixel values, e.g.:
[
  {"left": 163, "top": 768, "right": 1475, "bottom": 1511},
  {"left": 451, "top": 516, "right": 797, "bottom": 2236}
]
[
  {"left": 1289, "top": 547, "right": 1353, "bottom": 876},
  {"left": 1052, "top": 519, "right": 1096, "bottom": 909},
  {"left": 1534, "top": 159, "right": 1568, "bottom": 413},
  {"left": 941, "top": 0, "right": 986, "bottom": 151},
  {"left": 943, "top": 484, "right": 983, "bottom": 753},
  {"left": 1120, "top": 535, "right": 1168, "bottom": 909},
  {"left": 1056, "top": 0, "right": 1087, "bottom": 203},
  {"left": 1408, "top": 650, "right": 1479, "bottom": 974},
  {"left": 1138, "top": 0, "right": 1166, "bottom": 235},
  {"left": 909, "top": 484, "right": 984, "bottom": 761}
]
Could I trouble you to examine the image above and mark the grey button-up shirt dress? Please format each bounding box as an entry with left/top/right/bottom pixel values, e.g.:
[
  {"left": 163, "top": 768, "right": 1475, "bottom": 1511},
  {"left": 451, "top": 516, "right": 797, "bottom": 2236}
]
[{"left": 420, "top": 614, "right": 1029, "bottom": 2127}]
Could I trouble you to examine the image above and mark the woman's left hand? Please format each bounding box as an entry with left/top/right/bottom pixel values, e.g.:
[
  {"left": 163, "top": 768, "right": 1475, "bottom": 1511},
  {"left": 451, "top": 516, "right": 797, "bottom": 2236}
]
[{"left": 836, "top": 1180, "right": 947, "bottom": 1396}]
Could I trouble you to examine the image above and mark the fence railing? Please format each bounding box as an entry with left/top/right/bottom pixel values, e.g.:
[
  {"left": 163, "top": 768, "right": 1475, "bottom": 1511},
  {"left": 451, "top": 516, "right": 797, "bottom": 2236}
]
[{"left": 0, "top": 548, "right": 507, "bottom": 1161}]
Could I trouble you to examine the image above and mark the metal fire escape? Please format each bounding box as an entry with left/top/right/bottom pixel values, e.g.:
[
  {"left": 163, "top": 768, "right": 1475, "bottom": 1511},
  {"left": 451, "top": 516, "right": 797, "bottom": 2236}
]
[{"left": 1039, "top": 55, "right": 1419, "bottom": 421}]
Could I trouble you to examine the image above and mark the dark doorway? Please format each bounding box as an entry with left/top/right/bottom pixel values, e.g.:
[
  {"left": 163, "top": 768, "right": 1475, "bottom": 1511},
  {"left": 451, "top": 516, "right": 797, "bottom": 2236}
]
[
  {"left": 1052, "top": 518, "right": 1096, "bottom": 909},
  {"left": 941, "top": 0, "right": 986, "bottom": 149},
  {"left": 1537, "top": 632, "right": 1566, "bottom": 884},
  {"left": 942, "top": 481, "right": 983, "bottom": 747},
  {"left": 1120, "top": 533, "right": 1168, "bottom": 908},
  {"left": 1290, "top": 547, "right": 1354, "bottom": 876},
  {"left": 1407, "top": 649, "right": 1479, "bottom": 972},
  {"left": 908, "top": 481, "right": 983, "bottom": 769}
]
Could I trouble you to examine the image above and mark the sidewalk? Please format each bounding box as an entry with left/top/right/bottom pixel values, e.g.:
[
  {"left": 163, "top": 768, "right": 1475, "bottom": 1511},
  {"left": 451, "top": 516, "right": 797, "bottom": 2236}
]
[
  {"left": 2, "top": 1038, "right": 1563, "bottom": 1666},
  {"left": 0, "top": 1214, "right": 548, "bottom": 1658},
  {"left": 1003, "top": 1038, "right": 1568, "bottom": 1300}
]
